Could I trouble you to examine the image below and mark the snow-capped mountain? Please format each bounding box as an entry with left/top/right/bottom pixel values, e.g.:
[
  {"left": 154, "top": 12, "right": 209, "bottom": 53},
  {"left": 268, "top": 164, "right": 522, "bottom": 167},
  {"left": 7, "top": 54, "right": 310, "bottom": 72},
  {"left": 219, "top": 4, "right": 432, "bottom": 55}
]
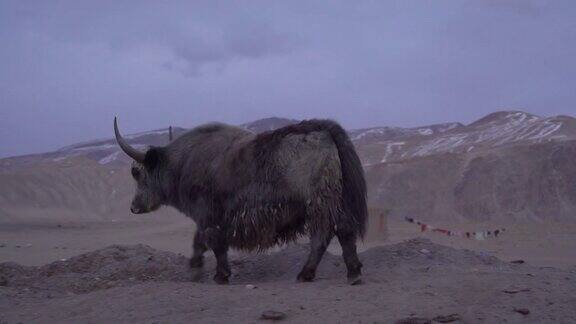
[
  {"left": 355, "top": 111, "right": 576, "bottom": 165},
  {"left": 349, "top": 122, "right": 463, "bottom": 143}
]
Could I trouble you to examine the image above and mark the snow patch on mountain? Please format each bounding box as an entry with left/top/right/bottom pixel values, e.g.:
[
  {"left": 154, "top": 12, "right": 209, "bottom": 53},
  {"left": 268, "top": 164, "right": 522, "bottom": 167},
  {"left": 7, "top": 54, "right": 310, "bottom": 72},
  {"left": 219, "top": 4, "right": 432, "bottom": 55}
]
[
  {"left": 407, "top": 114, "right": 563, "bottom": 158},
  {"left": 381, "top": 142, "right": 405, "bottom": 162},
  {"left": 417, "top": 128, "right": 433, "bottom": 136},
  {"left": 352, "top": 127, "right": 403, "bottom": 140},
  {"left": 99, "top": 151, "right": 121, "bottom": 165},
  {"left": 411, "top": 133, "right": 469, "bottom": 157}
]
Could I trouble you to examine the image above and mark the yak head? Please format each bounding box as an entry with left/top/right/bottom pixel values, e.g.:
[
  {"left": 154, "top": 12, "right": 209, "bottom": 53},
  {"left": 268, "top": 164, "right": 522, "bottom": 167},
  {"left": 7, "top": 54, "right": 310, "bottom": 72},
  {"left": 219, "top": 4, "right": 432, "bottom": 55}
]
[{"left": 114, "top": 117, "right": 169, "bottom": 214}]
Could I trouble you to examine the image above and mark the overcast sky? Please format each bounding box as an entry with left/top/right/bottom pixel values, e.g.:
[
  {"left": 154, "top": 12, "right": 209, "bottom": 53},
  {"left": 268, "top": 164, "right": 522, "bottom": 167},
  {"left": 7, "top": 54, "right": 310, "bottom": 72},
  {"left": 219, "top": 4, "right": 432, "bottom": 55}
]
[{"left": 0, "top": 0, "right": 575, "bottom": 158}]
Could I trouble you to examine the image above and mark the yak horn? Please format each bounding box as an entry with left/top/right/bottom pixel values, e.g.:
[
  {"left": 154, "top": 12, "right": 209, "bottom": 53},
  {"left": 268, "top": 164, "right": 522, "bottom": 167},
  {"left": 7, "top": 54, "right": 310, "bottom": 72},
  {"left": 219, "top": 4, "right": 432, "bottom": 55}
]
[{"left": 114, "top": 117, "right": 146, "bottom": 163}]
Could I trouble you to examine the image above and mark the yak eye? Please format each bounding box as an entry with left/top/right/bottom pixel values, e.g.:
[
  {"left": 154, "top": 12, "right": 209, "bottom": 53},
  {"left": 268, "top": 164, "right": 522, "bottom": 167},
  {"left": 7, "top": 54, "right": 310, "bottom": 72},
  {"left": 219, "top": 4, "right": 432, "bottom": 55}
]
[{"left": 131, "top": 167, "right": 141, "bottom": 179}]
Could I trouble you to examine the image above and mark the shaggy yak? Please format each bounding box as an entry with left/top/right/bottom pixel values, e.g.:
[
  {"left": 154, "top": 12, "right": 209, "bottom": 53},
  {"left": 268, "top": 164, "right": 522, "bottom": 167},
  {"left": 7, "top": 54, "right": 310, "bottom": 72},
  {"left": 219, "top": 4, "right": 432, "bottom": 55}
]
[{"left": 114, "top": 118, "right": 367, "bottom": 285}]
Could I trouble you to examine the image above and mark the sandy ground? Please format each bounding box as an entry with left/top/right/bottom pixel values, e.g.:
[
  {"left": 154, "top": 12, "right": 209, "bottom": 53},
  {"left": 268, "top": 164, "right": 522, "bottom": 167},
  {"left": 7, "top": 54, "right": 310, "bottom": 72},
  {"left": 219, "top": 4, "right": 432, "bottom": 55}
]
[
  {"left": 1, "top": 215, "right": 576, "bottom": 323},
  {"left": 1, "top": 216, "right": 574, "bottom": 269},
  {"left": 0, "top": 214, "right": 194, "bottom": 266}
]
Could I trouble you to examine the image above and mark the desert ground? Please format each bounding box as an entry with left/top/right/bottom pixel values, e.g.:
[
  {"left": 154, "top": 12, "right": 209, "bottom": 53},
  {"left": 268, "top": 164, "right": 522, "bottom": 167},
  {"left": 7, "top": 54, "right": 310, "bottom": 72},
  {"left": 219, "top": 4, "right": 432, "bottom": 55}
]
[{"left": 1, "top": 212, "right": 575, "bottom": 323}]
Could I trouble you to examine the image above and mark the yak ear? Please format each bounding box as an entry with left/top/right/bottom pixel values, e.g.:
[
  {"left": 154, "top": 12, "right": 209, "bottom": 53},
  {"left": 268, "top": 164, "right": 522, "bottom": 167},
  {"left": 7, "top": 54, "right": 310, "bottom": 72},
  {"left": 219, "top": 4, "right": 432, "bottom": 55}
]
[{"left": 144, "top": 147, "right": 166, "bottom": 171}]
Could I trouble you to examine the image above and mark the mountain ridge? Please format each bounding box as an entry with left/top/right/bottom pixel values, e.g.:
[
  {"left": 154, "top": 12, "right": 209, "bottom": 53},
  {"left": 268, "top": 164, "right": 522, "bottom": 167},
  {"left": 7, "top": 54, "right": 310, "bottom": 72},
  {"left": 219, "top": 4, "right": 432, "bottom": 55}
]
[
  {"left": 4, "top": 110, "right": 573, "bottom": 168},
  {"left": 1, "top": 110, "right": 575, "bottom": 222}
]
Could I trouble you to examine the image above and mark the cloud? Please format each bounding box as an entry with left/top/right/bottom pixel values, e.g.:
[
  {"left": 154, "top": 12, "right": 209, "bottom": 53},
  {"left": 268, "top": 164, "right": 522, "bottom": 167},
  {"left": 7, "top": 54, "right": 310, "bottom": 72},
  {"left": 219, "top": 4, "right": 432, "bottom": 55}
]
[
  {"left": 0, "top": 1, "right": 302, "bottom": 77},
  {"left": 163, "top": 21, "right": 301, "bottom": 77},
  {"left": 1, "top": 0, "right": 576, "bottom": 158}
]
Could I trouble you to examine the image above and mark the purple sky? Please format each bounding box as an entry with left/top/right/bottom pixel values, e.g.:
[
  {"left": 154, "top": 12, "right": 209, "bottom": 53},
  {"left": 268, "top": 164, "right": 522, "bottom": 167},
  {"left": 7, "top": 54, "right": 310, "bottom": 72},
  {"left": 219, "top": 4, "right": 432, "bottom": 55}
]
[{"left": 0, "top": 0, "right": 575, "bottom": 158}]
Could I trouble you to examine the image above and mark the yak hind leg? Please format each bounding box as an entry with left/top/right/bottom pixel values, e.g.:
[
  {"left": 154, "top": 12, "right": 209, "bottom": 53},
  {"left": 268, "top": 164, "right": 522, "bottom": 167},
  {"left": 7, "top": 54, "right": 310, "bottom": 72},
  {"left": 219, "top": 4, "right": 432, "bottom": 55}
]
[
  {"left": 297, "top": 232, "right": 334, "bottom": 282},
  {"left": 336, "top": 229, "right": 363, "bottom": 285},
  {"left": 189, "top": 229, "right": 207, "bottom": 268}
]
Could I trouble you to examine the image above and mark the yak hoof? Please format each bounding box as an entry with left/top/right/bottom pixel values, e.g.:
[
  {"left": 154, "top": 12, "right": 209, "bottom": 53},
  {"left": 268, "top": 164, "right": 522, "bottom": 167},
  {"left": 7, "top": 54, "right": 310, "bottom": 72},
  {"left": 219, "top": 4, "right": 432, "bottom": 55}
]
[
  {"left": 190, "top": 269, "right": 204, "bottom": 282},
  {"left": 213, "top": 273, "right": 230, "bottom": 285},
  {"left": 296, "top": 269, "right": 316, "bottom": 282},
  {"left": 189, "top": 256, "right": 204, "bottom": 268},
  {"left": 347, "top": 275, "right": 362, "bottom": 285}
]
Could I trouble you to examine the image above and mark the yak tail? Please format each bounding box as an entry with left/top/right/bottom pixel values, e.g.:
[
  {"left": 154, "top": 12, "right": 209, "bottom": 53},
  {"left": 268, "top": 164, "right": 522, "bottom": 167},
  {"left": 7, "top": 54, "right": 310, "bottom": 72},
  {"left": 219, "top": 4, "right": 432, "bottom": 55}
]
[
  {"left": 322, "top": 121, "right": 368, "bottom": 238},
  {"left": 262, "top": 119, "right": 368, "bottom": 238}
]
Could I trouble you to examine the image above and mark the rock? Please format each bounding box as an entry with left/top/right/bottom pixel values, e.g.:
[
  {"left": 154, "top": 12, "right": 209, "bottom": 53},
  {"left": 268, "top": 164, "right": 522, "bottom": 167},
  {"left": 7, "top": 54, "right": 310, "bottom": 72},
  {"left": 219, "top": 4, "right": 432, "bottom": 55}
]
[
  {"left": 0, "top": 276, "right": 8, "bottom": 286},
  {"left": 395, "top": 317, "right": 432, "bottom": 324},
  {"left": 419, "top": 249, "right": 430, "bottom": 254},
  {"left": 514, "top": 308, "right": 530, "bottom": 315},
  {"left": 260, "top": 310, "right": 287, "bottom": 321},
  {"left": 511, "top": 260, "right": 525, "bottom": 264},
  {"left": 245, "top": 284, "right": 257, "bottom": 289},
  {"left": 503, "top": 288, "right": 530, "bottom": 294},
  {"left": 432, "top": 313, "right": 462, "bottom": 323}
]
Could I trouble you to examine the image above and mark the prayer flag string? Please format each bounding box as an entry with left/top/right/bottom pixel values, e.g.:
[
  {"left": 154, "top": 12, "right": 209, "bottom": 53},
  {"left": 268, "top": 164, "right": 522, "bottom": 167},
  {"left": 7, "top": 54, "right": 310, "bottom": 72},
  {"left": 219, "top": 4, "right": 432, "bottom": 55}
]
[{"left": 404, "top": 217, "right": 505, "bottom": 240}]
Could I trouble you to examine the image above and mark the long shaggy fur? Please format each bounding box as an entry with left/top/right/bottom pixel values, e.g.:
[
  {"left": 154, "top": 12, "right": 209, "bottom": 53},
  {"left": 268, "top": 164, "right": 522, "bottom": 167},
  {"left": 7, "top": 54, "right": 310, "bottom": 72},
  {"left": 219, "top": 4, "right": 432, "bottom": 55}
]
[{"left": 160, "top": 120, "right": 367, "bottom": 251}]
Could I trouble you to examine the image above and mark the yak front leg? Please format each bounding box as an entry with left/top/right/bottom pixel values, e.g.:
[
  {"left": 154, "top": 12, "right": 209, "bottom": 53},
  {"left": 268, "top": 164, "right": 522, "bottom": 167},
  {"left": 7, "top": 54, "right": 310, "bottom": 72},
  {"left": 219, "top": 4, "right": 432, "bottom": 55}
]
[
  {"left": 211, "top": 243, "right": 231, "bottom": 284},
  {"left": 205, "top": 227, "right": 231, "bottom": 284},
  {"left": 189, "top": 229, "right": 207, "bottom": 268}
]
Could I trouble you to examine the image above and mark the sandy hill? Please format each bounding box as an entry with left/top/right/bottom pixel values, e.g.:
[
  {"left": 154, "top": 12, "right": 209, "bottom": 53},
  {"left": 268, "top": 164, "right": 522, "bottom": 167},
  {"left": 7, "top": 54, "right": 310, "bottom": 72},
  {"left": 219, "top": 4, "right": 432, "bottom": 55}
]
[{"left": 1, "top": 111, "right": 575, "bottom": 223}]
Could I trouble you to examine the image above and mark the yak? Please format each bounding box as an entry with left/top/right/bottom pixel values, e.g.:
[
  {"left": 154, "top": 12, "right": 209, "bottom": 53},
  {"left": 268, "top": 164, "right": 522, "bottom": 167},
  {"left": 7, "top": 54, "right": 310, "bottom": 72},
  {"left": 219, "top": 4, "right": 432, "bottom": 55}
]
[{"left": 114, "top": 118, "right": 367, "bottom": 285}]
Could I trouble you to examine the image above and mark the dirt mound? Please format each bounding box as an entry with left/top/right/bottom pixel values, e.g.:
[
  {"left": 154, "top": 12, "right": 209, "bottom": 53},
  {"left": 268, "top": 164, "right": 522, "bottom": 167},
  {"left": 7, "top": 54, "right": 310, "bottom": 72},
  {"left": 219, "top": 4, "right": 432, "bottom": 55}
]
[
  {"left": 0, "top": 244, "right": 190, "bottom": 296},
  {"left": 361, "top": 238, "right": 505, "bottom": 270},
  {"left": 0, "top": 238, "right": 509, "bottom": 297}
]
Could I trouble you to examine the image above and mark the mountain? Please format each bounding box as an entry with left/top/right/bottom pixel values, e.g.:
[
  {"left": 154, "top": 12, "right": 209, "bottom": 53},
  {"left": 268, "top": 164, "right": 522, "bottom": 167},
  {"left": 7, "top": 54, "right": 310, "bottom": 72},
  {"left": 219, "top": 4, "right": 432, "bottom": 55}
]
[
  {"left": 360, "top": 111, "right": 576, "bottom": 222},
  {"left": 1, "top": 111, "right": 575, "bottom": 222},
  {"left": 0, "top": 118, "right": 299, "bottom": 171},
  {"left": 366, "top": 140, "right": 576, "bottom": 222},
  {"left": 354, "top": 111, "right": 576, "bottom": 165},
  {"left": 0, "top": 127, "right": 188, "bottom": 172},
  {"left": 240, "top": 117, "right": 299, "bottom": 134}
]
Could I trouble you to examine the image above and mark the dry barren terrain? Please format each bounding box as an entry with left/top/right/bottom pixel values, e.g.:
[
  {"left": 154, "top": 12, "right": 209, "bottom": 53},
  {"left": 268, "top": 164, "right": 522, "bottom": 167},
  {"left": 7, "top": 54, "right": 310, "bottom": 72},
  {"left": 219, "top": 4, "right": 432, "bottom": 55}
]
[{"left": 1, "top": 216, "right": 575, "bottom": 323}]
